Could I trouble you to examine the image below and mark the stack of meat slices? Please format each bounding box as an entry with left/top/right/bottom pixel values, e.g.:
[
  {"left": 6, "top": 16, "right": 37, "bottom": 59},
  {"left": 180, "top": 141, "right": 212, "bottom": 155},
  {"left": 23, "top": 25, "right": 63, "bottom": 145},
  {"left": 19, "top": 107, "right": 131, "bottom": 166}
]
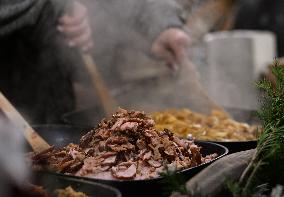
[{"left": 32, "top": 108, "right": 217, "bottom": 180}]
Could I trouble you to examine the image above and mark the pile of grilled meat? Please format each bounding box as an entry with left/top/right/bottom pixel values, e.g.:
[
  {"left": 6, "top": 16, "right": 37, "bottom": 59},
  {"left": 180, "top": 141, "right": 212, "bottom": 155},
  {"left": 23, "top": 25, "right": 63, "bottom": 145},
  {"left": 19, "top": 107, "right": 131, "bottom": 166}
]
[{"left": 32, "top": 108, "right": 217, "bottom": 180}]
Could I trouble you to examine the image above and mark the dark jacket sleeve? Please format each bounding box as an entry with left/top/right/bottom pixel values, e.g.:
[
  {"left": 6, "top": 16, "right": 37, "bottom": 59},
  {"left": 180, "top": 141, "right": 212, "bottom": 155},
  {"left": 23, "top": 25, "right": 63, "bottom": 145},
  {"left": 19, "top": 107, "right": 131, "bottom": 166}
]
[
  {"left": 27, "top": 0, "right": 78, "bottom": 123},
  {"left": 0, "top": 0, "right": 68, "bottom": 36},
  {"left": 0, "top": 0, "right": 77, "bottom": 123}
]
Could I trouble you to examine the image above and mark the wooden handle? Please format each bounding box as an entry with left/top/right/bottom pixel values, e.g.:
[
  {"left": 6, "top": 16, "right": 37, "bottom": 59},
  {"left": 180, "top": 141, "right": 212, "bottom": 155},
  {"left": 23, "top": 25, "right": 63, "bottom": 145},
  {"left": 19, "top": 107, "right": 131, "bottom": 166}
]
[
  {"left": 186, "top": 0, "right": 235, "bottom": 42},
  {"left": 0, "top": 92, "right": 50, "bottom": 152},
  {"left": 81, "top": 54, "right": 117, "bottom": 117},
  {"left": 180, "top": 58, "right": 230, "bottom": 116}
]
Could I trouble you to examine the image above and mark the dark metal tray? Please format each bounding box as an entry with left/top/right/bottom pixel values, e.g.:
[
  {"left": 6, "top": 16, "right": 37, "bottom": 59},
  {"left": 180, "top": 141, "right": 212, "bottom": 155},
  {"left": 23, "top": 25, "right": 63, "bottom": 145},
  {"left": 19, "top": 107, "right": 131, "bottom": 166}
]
[{"left": 28, "top": 125, "right": 228, "bottom": 197}]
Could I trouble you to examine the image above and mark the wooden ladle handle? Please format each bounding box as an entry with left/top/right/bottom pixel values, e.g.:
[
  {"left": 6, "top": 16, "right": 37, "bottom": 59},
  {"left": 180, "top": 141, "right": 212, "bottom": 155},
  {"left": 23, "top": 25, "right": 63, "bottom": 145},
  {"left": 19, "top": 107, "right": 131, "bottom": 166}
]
[
  {"left": 180, "top": 58, "right": 230, "bottom": 116},
  {"left": 81, "top": 54, "right": 117, "bottom": 117},
  {"left": 0, "top": 92, "right": 50, "bottom": 152}
]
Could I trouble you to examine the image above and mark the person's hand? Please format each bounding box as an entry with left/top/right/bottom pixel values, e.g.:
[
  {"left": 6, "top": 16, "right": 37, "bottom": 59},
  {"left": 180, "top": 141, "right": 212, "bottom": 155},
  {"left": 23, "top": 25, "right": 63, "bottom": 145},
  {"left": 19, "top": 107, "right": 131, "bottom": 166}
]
[
  {"left": 151, "top": 28, "right": 190, "bottom": 71},
  {"left": 57, "top": 1, "right": 93, "bottom": 52}
]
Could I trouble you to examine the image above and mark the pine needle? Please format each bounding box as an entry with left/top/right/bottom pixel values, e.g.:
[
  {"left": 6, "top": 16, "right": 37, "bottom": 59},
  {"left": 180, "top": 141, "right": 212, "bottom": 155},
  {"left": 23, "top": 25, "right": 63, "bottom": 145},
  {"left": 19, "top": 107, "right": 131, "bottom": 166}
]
[{"left": 236, "top": 61, "right": 284, "bottom": 196}]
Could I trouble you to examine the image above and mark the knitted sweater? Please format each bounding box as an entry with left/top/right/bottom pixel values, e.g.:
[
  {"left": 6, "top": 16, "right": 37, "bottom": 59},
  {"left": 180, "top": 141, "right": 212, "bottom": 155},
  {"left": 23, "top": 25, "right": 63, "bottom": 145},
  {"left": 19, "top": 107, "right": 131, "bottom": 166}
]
[
  {"left": 0, "top": 0, "right": 77, "bottom": 124},
  {"left": 0, "top": 0, "right": 68, "bottom": 36},
  {"left": 0, "top": 0, "right": 189, "bottom": 122}
]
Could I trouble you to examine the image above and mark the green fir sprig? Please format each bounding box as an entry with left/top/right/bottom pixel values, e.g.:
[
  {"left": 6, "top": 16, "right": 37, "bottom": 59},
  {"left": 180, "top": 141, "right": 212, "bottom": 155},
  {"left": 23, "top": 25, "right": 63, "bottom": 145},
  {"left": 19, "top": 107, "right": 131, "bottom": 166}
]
[{"left": 231, "top": 60, "right": 284, "bottom": 196}]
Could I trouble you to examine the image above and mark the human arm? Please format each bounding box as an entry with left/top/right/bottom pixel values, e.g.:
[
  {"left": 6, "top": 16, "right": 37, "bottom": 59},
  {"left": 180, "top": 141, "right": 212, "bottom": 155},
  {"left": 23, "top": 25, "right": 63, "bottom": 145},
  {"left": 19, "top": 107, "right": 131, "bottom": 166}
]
[
  {"left": 151, "top": 28, "right": 190, "bottom": 70},
  {"left": 0, "top": 0, "right": 92, "bottom": 51},
  {"left": 57, "top": 0, "right": 93, "bottom": 52},
  {"left": 137, "top": 0, "right": 191, "bottom": 70},
  {"left": 0, "top": 0, "right": 67, "bottom": 36}
]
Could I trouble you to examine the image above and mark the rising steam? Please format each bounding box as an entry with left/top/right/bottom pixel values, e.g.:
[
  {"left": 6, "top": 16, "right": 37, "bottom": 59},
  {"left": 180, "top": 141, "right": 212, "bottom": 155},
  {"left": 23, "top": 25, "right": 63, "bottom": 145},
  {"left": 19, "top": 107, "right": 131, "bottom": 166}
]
[{"left": 0, "top": 118, "right": 29, "bottom": 196}]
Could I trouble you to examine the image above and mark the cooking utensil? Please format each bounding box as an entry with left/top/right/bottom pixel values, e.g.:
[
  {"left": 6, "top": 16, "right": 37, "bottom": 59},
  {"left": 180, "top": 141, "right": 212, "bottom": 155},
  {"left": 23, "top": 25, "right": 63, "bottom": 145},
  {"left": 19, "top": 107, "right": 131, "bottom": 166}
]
[
  {"left": 212, "top": 140, "right": 256, "bottom": 154},
  {"left": 29, "top": 172, "right": 121, "bottom": 197},
  {"left": 62, "top": 107, "right": 254, "bottom": 128},
  {"left": 61, "top": 106, "right": 103, "bottom": 127},
  {"left": 81, "top": 54, "right": 117, "bottom": 117},
  {"left": 0, "top": 91, "right": 50, "bottom": 152},
  {"left": 26, "top": 125, "right": 89, "bottom": 150},
  {"left": 29, "top": 125, "right": 228, "bottom": 197},
  {"left": 0, "top": 93, "right": 121, "bottom": 197},
  {"left": 61, "top": 107, "right": 258, "bottom": 153},
  {"left": 207, "top": 106, "right": 259, "bottom": 153},
  {"left": 180, "top": 57, "right": 230, "bottom": 116},
  {"left": 66, "top": 1, "right": 116, "bottom": 116},
  {"left": 216, "top": 108, "right": 258, "bottom": 153},
  {"left": 186, "top": 0, "right": 235, "bottom": 44}
]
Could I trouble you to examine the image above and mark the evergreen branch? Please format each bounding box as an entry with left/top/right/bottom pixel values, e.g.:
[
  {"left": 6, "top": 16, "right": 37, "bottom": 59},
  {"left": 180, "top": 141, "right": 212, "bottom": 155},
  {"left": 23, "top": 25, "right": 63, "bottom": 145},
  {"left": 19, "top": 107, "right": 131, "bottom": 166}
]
[{"left": 230, "top": 60, "right": 284, "bottom": 197}]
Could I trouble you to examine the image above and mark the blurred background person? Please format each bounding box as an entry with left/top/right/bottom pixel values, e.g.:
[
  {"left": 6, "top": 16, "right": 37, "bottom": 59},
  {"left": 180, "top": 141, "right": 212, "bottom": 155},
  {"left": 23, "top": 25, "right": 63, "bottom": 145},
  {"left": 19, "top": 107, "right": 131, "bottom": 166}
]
[
  {"left": 234, "top": 0, "right": 284, "bottom": 57},
  {"left": 0, "top": 0, "right": 93, "bottom": 124},
  {"left": 75, "top": 0, "right": 212, "bottom": 116}
]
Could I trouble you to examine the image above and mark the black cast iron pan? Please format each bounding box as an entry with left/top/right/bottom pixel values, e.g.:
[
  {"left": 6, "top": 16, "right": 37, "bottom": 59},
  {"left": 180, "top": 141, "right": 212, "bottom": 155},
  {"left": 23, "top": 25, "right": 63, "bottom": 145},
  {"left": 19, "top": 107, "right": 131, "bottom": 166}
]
[
  {"left": 26, "top": 172, "right": 121, "bottom": 197},
  {"left": 61, "top": 107, "right": 259, "bottom": 153},
  {"left": 61, "top": 105, "right": 105, "bottom": 128},
  {"left": 28, "top": 125, "right": 228, "bottom": 197},
  {"left": 61, "top": 107, "right": 259, "bottom": 127},
  {"left": 210, "top": 107, "right": 259, "bottom": 153}
]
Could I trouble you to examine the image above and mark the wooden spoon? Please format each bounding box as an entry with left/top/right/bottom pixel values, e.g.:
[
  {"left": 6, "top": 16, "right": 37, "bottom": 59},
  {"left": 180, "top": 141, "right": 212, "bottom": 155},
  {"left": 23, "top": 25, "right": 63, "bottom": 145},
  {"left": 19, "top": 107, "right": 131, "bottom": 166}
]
[
  {"left": 66, "top": 3, "right": 117, "bottom": 117},
  {"left": 180, "top": 57, "right": 230, "bottom": 116},
  {"left": 0, "top": 91, "right": 50, "bottom": 152},
  {"left": 81, "top": 54, "right": 117, "bottom": 117}
]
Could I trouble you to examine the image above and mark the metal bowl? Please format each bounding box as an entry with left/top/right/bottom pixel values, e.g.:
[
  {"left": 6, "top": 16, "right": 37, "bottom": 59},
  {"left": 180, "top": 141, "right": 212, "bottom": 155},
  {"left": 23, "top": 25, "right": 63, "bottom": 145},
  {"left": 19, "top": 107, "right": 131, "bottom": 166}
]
[{"left": 29, "top": 125, "right": 228, "bottom": 197}]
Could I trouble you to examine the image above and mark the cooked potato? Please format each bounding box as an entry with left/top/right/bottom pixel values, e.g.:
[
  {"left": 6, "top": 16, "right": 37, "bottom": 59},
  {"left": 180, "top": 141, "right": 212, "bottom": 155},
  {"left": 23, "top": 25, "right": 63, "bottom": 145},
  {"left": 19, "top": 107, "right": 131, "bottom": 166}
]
[{"left": 152, "top": 109, "right": 260, "bottom": 141}]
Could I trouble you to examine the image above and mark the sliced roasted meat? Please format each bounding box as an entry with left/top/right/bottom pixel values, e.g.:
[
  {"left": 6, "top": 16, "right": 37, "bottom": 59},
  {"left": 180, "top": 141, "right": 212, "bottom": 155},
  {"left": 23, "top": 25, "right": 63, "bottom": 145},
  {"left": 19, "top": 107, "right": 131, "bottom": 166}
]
[
  {"left": 31, "top": 108, "right": 218, "bottom": 180},
  {"left": 102, "top": 155, "right": 117, "bottom": 165},
  {"left": 147, "top": 159, "right": 162, "bottom": 168},
  {"left": 112, "top": 164, "right": 137, "bottom": 180}
]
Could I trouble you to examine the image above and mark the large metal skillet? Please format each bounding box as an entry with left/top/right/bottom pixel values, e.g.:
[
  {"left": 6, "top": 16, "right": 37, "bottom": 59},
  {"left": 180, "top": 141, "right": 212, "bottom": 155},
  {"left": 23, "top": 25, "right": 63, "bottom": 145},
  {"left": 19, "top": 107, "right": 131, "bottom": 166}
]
[
  {"left": 27, "top": 125, "right": 228, "bottom": 197},
  {"left": 62, "top": 107, "right": 259, "bottom": 153},
  {"left": 23, "top": 172, "right": 121, "bottom": 197},
  {"left": 0, "top": 93, "right": 120, "bottom": 197}
]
